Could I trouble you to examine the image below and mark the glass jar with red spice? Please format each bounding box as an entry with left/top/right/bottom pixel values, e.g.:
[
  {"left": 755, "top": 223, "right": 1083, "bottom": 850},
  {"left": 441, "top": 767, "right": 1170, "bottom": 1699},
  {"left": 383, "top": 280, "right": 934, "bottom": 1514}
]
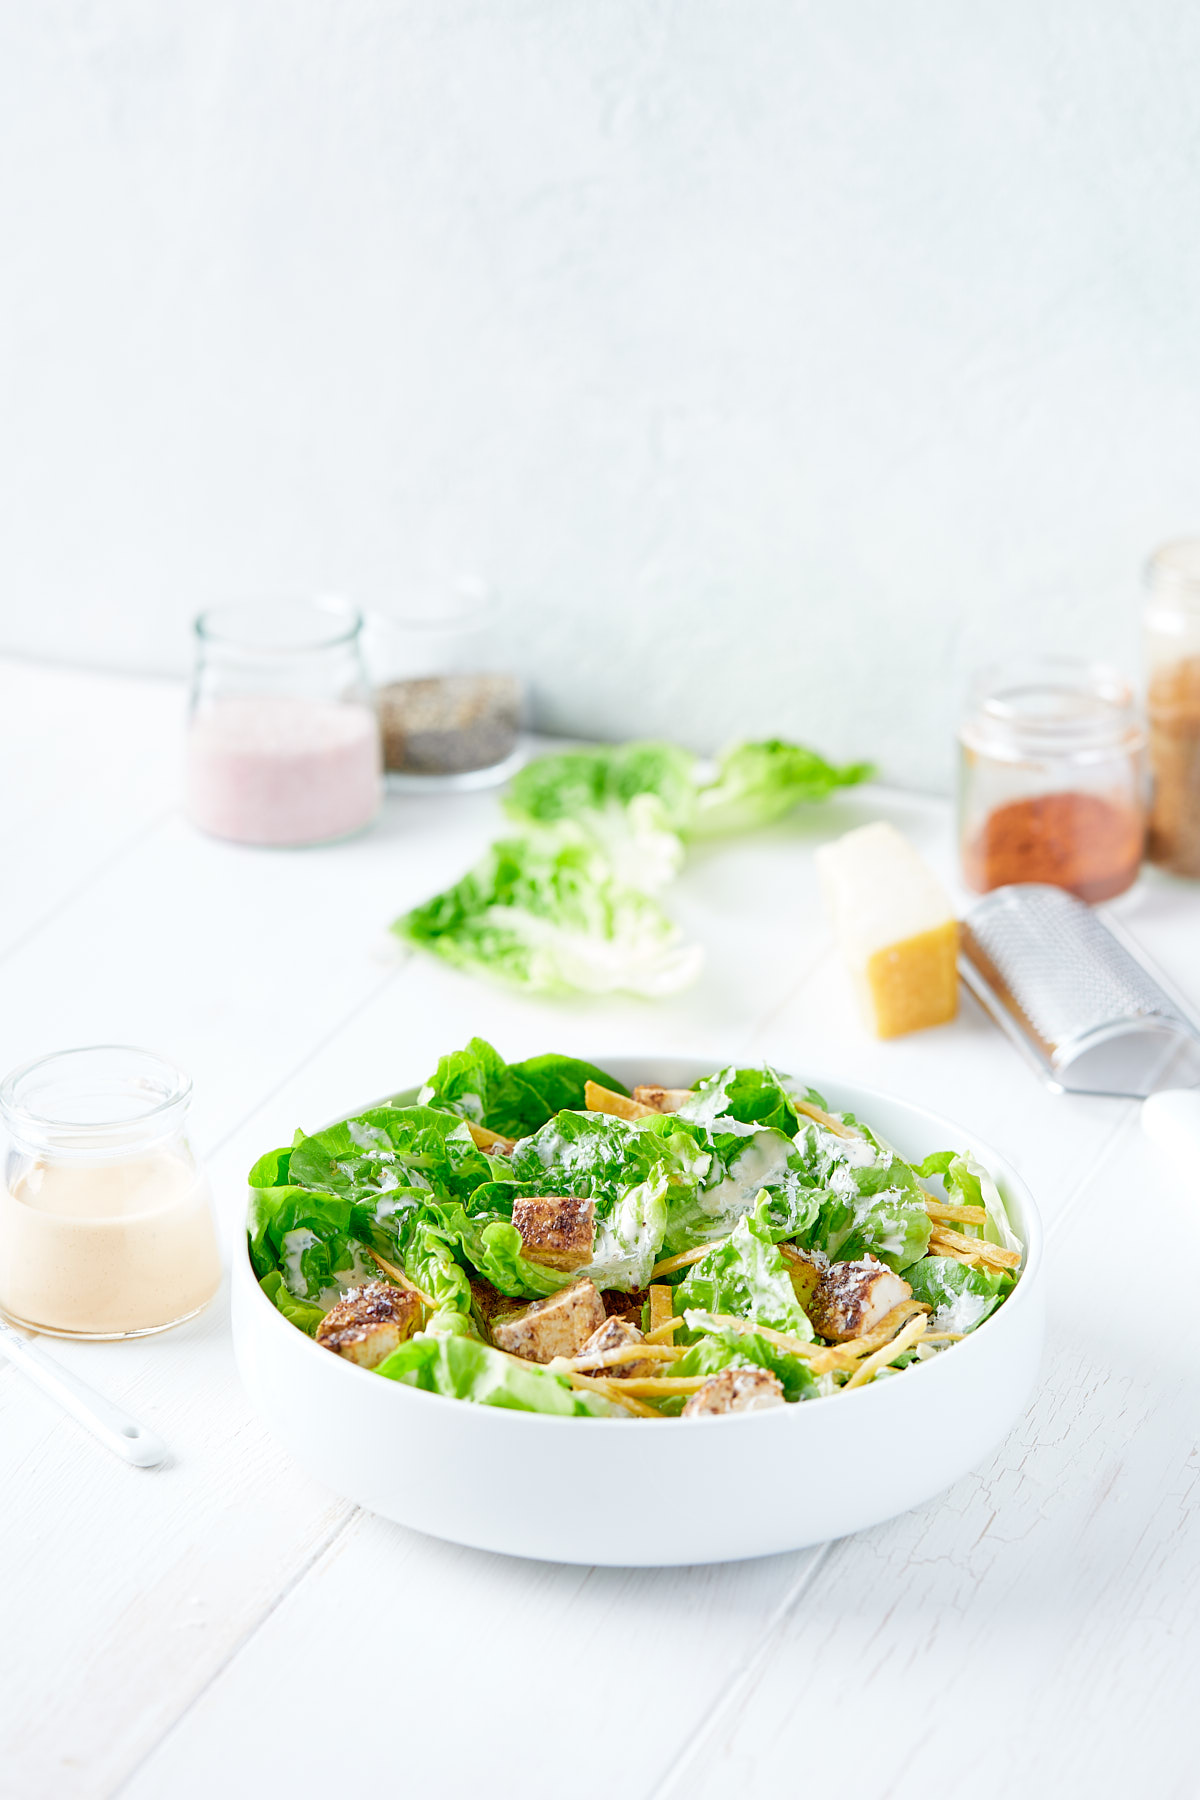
[
  {"left": 958, "top": 656, "right": 1146, "bottom": 902},
  {"left": 1144, "top": 540, "right": 1200, "bottom": 878}
]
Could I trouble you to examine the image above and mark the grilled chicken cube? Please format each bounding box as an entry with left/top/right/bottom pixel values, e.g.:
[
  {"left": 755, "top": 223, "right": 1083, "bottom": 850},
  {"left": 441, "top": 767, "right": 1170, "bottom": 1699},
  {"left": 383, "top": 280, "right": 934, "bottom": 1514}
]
[
  {"left": 315, "top": 1281, "right": 421, "bottom": 1369},
  {"left": 682, "top": 1368, "right": 786, "bottom": 1417},
  {"left": 491, "top": 1279, "right": 606, "bottom": 1364},
  {"left": 630, "top": 1085, "right": 692, "bottom": 1113},
  {"left": 808, "top": 1256, "right": 912, "bottom": 1342},
  {"left": 574, "top": 1316, "right": 655, "bottom": 1378},
  {"left": 511, "top": 1195, "right": 596, "bottom": 1272}
]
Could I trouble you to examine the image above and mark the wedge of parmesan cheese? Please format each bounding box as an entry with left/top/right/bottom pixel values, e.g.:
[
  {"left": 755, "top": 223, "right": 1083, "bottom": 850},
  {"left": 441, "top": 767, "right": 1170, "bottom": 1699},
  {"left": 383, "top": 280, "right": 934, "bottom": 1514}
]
[{"left": 815, "top": 822, "right": 959, "bottom": 1039}]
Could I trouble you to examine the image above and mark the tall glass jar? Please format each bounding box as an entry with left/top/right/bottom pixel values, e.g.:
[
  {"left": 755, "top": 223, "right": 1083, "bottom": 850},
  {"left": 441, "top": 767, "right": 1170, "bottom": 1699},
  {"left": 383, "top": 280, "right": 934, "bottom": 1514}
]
[
  {"left": 0, "top": 1046, "right": 221, "bottom": 1339},
  {"left": 1144, "top": 540, "right": 1200, "bottom": 877},
  {"left": 186, "top": 598, "right": 383, "bottom": 847},
  {"left": 959, "top": 656, "right": 1146, "bottom": 902}
]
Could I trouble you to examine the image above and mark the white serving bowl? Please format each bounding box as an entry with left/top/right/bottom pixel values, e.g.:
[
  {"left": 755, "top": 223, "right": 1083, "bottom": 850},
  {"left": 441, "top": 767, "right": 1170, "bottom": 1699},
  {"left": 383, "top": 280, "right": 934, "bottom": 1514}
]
[{"left": 232, "top": 1060, "right": 1044, "bottom": 1566}]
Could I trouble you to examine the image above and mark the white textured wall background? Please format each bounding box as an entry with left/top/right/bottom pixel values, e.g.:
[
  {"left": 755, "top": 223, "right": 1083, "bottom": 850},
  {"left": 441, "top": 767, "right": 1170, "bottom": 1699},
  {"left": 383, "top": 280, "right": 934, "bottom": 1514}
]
[{"left": 2, "top": 1, "right": 1199, "bottom": 790}]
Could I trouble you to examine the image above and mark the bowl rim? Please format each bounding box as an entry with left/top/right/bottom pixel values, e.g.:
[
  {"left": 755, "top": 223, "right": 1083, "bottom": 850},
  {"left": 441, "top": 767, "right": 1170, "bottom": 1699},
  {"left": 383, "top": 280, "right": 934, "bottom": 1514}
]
[{"left": 238, "top": 1067, "right": 1043, "bottom": 1431}]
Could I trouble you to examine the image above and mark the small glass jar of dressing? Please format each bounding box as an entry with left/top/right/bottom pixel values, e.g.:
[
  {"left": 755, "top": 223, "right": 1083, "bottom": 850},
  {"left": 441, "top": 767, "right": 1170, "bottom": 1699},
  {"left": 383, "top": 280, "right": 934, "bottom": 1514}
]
[
  {"left": 0, "top": 1047, "right": 221, "bottom": 1339},
  {"left": 186, "top": 598, "right": 383, "bottom": 847}
]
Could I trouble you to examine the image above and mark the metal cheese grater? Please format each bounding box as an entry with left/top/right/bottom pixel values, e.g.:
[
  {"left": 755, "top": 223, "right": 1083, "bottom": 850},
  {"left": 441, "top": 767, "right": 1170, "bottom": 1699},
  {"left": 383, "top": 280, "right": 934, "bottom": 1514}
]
[{"left": 959, "top": 884, "right": 1200, "bottom": 1098}]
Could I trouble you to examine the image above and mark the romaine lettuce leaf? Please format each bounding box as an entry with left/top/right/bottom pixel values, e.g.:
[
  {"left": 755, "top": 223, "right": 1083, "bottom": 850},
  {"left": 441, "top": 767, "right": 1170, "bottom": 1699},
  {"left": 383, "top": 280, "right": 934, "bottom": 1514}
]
[
  {"left": 393, "top": 829, "right": 702, "bottom": 997},
  {"left": 690, "top": 739, "right": 872, "bottom": 836},
  {"left": 376, "top": 1331, "right": 616, "bottom": 1416},
  {"left": 504, "top": 741, "right": 695, "bottom": 892},
  {"left": 906, "top": 1255, "right": 1006, "bottom": 1333},
  {"left": 790, "top": 1120, "right": 931, "bottom": 1272},
  {"left": 660, "top": 1124, "right": 820, "bottom": 1255},
  {"left": 287, "top": 1105, "right": 493, "bottom": 1206},
  {"left": 247, "top": 1184, "right": 383, "bottom": 1318},
  {"left": 917, "top": 1151, "right": 1021, "bottom": 1255},
  {"left": 418, "top": 1036, "right": 627, "bottom": 1137},
  {"left": 674, "top": 1310, "right": 819, "bottom": 1402},
  {"left": 673, "top": 1199, "right": 814, "bottom": 1339}
]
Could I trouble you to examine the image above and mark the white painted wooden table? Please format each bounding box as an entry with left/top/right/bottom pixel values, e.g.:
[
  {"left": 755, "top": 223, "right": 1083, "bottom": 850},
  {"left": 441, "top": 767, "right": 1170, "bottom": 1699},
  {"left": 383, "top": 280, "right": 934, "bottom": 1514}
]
[{"left": 2, "top": 659, "right": 1199, "bottom": 1800}]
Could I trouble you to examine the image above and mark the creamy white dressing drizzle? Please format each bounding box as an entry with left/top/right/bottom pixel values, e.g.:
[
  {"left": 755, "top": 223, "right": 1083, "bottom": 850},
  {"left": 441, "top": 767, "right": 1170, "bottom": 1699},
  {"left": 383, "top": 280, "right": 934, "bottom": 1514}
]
[
  {"left": 700, "top": 1132, "right": 795, "bottom": 1218},
  {"left": 281, "top": 1227, "right": 319, "bottom": 1296}
]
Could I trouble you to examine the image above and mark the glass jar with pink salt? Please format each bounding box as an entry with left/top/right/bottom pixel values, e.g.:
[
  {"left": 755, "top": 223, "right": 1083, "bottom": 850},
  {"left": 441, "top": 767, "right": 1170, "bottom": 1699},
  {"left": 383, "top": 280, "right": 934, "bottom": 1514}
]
[
  {"left": 0, "top": 1047, "right": 221, "bottom": 1339},
  {"left": 185, "top": 598, "right": 383, "bottom": 847}
]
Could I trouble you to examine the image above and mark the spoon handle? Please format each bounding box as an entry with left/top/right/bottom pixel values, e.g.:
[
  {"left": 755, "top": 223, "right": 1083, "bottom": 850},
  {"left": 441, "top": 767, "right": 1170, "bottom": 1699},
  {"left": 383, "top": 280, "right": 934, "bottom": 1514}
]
[{"left": 0, "top": 1319, "right": 169, "bottom": 1467}]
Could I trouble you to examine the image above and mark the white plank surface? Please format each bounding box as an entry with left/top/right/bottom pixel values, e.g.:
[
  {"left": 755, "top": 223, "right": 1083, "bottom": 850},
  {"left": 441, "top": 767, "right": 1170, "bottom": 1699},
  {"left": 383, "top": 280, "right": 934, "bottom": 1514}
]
[{"left": 0, "top": 659, "right": 1197, "bottom": 1800}]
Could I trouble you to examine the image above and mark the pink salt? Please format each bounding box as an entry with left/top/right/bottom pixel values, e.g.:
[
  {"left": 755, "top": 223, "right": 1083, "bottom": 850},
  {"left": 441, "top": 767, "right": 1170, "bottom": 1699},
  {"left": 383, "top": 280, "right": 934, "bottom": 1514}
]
[{"left": 185, "top": 696, "right": 382, "bottom": 846}]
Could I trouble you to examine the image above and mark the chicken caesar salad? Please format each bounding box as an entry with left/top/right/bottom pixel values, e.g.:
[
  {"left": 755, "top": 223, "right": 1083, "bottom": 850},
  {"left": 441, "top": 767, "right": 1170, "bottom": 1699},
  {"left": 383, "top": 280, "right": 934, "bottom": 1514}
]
[{"left": 248, "top": 1040, "right": 1023, "bottom": 1419}]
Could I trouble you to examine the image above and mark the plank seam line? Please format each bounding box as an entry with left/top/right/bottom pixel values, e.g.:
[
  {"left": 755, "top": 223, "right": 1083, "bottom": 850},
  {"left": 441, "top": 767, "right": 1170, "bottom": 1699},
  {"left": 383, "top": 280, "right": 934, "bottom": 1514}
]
[
  {"left": 0, "top": 807, "right": 173, "bottom": 973},
  {"left": 645, "top": 1540, "right": 835, "bottom": 1800},
  {"left": 108, "top": 1505, "right": 362, "bottom": 1799},
  {"left": 1042, "top": 1097, "right": 1141, "bottom": 1243}
]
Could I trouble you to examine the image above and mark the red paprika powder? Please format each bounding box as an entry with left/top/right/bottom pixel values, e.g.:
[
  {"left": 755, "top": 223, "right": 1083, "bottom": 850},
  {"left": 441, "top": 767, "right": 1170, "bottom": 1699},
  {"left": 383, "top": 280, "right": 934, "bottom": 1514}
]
[{"left": 963, "top": 791, "right": 1143, "bottom": 902}]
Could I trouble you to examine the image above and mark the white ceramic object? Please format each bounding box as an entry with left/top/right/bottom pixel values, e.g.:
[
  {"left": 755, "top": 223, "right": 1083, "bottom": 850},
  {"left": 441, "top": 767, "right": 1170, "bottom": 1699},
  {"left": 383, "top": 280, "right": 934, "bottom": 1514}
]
[{"left": 232, "top": 1061, "right": 1044, "bottom": 1566}]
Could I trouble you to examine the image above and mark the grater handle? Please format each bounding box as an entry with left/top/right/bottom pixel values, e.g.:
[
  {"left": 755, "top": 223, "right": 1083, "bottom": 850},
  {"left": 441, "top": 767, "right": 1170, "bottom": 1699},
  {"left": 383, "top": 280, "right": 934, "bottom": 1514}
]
[{"left": 1141, "top": 1089, "right": 1200, "bottom": 1175}]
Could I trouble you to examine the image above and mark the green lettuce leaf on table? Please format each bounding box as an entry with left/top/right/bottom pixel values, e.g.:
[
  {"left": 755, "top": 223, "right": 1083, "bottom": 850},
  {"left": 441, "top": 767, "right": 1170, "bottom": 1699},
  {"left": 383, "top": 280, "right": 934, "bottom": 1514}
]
[
  {"left": 393, "top": 732, "right": 871, "bottom": 998},
  {"left": 673, "top": 1198, "right": 814, "bottom": 1339},
  {"left": 375, "top": 1332, "right": 616, "bottom": 1416},
  {"left": 394, "top": 829, "right": 703, "bottom": 998},
  {"left": 690, "top": 739, "right": 872, "bottom": 836},
  {"left": 419, "top": 1035, "right": 628, "bottom": 1138},
  {"left": 504, "top": 741, "right": 695, "bottom": 894}
]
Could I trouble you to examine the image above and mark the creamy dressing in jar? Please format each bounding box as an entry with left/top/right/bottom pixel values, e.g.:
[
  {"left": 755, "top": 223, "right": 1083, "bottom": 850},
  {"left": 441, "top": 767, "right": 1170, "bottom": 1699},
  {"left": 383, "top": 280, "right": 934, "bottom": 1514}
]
[
  {"left": 0, "top": 1152, "right": 220, "bottom": 1336},
  {"left": 0, "top": 1046, "right": 221, "bottom": 1340}
]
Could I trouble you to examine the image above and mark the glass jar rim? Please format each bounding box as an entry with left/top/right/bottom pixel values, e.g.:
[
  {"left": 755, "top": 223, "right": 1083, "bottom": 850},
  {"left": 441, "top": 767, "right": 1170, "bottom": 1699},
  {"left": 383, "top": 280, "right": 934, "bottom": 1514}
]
[
  {"left": 194, "top": 596, "right": 363, "bottom": 654},
  {"left": 963, "top": 655, "right": 1141, "bottom": 755},
  {"left": 0, "top": 1046, "right": 193, "bottom": 1147}
]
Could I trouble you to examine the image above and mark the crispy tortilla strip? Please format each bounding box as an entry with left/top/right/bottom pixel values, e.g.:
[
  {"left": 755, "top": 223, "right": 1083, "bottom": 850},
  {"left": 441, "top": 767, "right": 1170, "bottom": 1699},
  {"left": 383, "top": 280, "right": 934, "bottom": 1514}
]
[
  {"left": 644, "top": 1319, "right": 685, "bottom": 1345},
  {"left": 792, "top": 1098, "right": 857, "bottom": 1140},
  {"left": 705, "top": 1312, "right": 824, "bottom": 1362},
  {"left": 631, "top": 1085, "right": 693, "bottom": 1113},
  {"left": 583, "top": 1080, "right": 656, "bottom": 1120},
  {"left": 647, "top": 1285, "right": 677, "bottom": 1341},
  {"left": 923, "top": 1197, "right": 988, "bottom": 1226},
  {"left": 651, "top": 1240, "right": 728, "bottom": 1279},
  {"left": 365, "top": 1247, "right": 435, "bottom": 1309},
  {"left": 550, "top": 1344, "right": 682, "bottom": 1372},
  {"left": 922, "top": 1331, "right": 965, "bottom": 1343},
  {"left": 843, "top": 1312, "right": 929, "bottom": 1388},
  {"left": 593, "top": 1375, "right": 711, "bottom": 1395},
  {"left": 927, "top": 1226, "right": 1021, "bottom": 1271},
  {"left": 832, "top": 1298, "right": 930, "bottom": 1360},
  {"left": 566, "top": 1371, "right": 659, "bottom": 1416},
  {"left": 466, "top": 1121, "right": 517, "bottom": 1153}
]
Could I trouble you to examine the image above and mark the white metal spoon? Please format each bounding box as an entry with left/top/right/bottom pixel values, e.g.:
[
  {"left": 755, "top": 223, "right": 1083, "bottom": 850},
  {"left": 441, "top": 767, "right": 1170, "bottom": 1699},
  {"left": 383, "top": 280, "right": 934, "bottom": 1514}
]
[{"left": 0, "top": 1318, "right": 169, "bottom": 1467}]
